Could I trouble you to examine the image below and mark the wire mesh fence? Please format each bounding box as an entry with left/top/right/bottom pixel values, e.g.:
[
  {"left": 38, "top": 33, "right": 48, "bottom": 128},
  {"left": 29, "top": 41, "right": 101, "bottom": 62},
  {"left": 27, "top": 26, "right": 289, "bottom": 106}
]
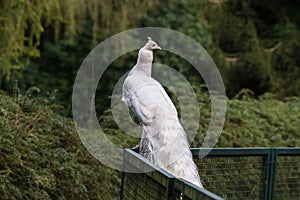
[
  {"left": 273, "top": 150, "right": 300, "bottom": 200},
  {"left": 120, "top": 148, "right": 300, "bottom": 200},
  {"left": 195, "top": 155, "right": 266, "bottom": 199}
]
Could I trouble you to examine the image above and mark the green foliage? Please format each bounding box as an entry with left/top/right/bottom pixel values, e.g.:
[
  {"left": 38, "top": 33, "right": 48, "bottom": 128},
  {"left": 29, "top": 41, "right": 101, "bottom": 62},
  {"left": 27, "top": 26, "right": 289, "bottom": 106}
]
[
  {"left": 0, "top": 0, "right": 43, "bottom": 79},
  {"left": 191, "top": 90, "right": 300, "bottom": 148},
  {"left": 1, "top": 0, "right": 300, "bottom": 116},
  {"left": 0, "top": 89, "right": 120, "bottom": 199},
  {"left": 271, "top": 22, "right": 300, "bottom": 96},
  {"left": 218, "top": 0, "right": 300, "bottom": 97},
  {"left": 218, "top": 95, "right": 300, "bottom": 147},
  {"left": 0, "top": 0, "right": 156, "bottom": 80},
  {"left": 225, "top": 51, "right": 271, "bottom": 96},
  {"left": 100, "top": 88, "right": 300, "bottom": 149}
]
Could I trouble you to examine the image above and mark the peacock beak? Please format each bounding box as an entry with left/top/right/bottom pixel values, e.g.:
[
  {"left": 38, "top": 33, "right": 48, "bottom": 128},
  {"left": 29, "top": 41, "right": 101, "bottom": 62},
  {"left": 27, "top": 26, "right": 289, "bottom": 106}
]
[{"left": 156, "top": 45, "right": 162, "bottom": 50}]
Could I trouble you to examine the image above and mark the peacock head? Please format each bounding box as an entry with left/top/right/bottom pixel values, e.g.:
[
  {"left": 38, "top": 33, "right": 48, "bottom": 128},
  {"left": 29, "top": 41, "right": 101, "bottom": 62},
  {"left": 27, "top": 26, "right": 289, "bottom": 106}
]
[{"left": 144, "top": 37, "right": 161, "bottom": 50}]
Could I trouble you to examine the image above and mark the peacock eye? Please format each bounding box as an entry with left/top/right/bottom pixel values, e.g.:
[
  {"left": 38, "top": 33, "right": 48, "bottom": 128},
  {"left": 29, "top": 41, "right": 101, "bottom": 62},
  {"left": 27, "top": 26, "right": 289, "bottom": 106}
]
[{"left": 152, "top": 43, "right": 156, "bottom": 47}]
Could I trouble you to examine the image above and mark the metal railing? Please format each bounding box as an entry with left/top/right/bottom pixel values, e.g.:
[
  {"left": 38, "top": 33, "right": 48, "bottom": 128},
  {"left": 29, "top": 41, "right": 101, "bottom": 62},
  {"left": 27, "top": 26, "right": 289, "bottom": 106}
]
[
  {"left": 120, "top": 148, "right": 223, "bottom": 200},
  {"left": 120, "top": 148, "right": 300, "bottom": 200}
]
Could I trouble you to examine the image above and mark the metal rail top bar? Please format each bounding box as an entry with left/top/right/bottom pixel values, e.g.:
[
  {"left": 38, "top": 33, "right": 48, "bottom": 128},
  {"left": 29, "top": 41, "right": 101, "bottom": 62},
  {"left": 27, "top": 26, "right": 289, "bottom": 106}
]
[
  {"left": 275, "top": 148, "right": 300, "bottom": 155},
  {"left": 124, "top": 149, "right": 175, "bottom": 178},
  {"left": 176, "top": 178, "right": 224, "bottom": 200},
  {"left": 191, "top": 148, "right": 300, "bottom": 156}
]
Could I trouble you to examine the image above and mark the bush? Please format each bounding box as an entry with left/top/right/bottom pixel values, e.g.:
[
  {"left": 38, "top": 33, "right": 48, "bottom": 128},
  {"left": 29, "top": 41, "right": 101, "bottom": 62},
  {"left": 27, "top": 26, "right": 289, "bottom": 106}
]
[
  {"left": 0, "top": 89, "right": 120, "bottom": 199},
  {"left": 225, "top": 51, "right": 271, "bottom": 97}
]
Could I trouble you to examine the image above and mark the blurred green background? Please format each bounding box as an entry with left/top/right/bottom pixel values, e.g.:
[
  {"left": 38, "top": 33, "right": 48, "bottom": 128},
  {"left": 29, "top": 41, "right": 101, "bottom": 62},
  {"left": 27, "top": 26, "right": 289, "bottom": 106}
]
[{"left": 0, "top": 0, "right": 299, "bottom": 199}]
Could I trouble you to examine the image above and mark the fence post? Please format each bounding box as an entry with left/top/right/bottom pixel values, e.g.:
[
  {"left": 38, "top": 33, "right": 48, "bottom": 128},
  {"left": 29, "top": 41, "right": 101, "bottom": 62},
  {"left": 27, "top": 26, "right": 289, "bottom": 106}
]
[
  {"left": 264, "top": 149, "right": 271, "bottom": 200},
  {"left": 120, "top": 171, "right": 125, "bottom": 200},
  {"left": 269, "top": 149, "right": 278, "bottom": 200},
  {"left": 264, "top": 148, "right": 277, "bottom": 200},
  {"left": 167, "top": 177, "right": 175, "bottom": 200}
]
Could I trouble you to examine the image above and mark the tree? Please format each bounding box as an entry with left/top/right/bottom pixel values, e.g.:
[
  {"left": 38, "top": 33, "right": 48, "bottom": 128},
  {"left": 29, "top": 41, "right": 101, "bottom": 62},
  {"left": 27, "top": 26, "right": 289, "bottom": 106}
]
[{"left": 0, "top": 0, "right": 156, "bottom": 81}]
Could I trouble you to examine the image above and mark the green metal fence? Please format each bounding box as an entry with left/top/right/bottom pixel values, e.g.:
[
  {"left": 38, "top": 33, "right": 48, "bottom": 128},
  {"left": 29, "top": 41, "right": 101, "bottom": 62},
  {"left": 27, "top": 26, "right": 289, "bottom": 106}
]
[
  {"left": 120, "top": 148, "right": 300, "bottom": 200},
  {"left": 121, "top": 149, "right": 223, "bottom": 200}
]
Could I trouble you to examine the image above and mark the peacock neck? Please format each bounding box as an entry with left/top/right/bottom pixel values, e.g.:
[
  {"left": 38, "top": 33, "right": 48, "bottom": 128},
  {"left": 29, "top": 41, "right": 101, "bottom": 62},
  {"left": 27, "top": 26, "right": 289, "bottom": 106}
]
[
  {"left": 129, "top": 48, "right": 153, "bottom": 77},
  {"left": 131, "top": 64, "right": 152, "bottom": 77}
]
